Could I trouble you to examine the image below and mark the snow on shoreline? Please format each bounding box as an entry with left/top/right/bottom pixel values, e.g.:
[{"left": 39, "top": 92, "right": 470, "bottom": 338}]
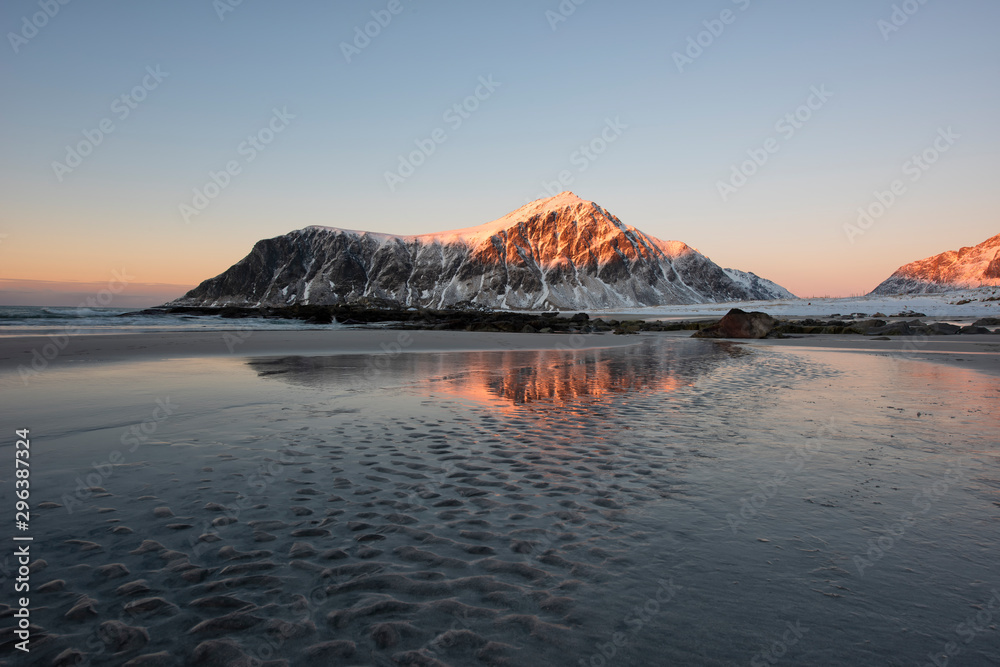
[{"left": 590, "top": 287, "right": 1000, "bottom": 320}]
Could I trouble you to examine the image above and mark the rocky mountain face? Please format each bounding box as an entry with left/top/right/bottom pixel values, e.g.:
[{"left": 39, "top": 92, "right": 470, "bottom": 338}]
[
  {"left": 169, "top": 192, "right": 794, "bottom": 310},
  {"left": 870, "top": 232, "right": 1000, "bottom": 295}
]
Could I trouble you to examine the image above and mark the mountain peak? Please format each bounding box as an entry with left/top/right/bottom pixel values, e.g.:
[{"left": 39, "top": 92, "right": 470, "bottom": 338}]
[
  {"left": 535, "top": 191, "right": 587, "bottom": 207},
  {"left": 514, "top": 191, "right": 594, "bottom": 217},
  {"left": 304, "top": 192, "right": 601, "bottom": 245},
  {"left": 377, "top": 192, "right": 608, "bottom": 246}
]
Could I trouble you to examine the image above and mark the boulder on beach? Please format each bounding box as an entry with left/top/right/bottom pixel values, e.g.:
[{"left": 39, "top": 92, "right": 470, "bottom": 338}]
[
  {"left": 693, "top": 309, "right": 777, "bottom": 339},
  {"left": 865, "top": 320, "right": 931, "bottom": 337},
  {"left": 928, "top": 322, "right": 962, "bottom": 335},
  {"left": 845, "top": 319, "right": 888, "bottom": 334}
]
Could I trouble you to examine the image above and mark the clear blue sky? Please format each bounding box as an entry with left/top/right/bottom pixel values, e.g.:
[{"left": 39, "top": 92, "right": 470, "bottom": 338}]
[{"left": 1, "top": 0, "right": 998, "bottom": 302}]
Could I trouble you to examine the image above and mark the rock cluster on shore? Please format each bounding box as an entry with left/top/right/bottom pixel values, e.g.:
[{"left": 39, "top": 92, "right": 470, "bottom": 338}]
[
  {"left": 694, "top": 308, "right": 1000, "bottom": 339},
  {"left": 139, "top": 304, "right": 717, "bottom": 336},
  {"left": 774, "top": 316, "right": 998, "bottom": 337},
  {"left": 133, "top": 305, "right": 1000, "bottom": 339}
]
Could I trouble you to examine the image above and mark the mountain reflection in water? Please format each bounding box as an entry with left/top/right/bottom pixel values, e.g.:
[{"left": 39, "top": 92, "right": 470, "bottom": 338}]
[{"left": 246, "top": 337, "right": 750, "bottom": 409}]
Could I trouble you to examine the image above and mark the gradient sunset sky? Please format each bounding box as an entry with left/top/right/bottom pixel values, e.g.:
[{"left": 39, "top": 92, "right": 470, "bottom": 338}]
[{"left": 2, "top": 0, "right": 998, "bottom": 305}]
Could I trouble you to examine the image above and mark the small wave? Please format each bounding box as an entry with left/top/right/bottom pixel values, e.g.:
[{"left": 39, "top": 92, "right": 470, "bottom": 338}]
[
  {"left": 40, "top": 307, "right": 131, "bottom": 318},
  {"left": 0, "top": 306, "right": 133, "bottom": 320}
]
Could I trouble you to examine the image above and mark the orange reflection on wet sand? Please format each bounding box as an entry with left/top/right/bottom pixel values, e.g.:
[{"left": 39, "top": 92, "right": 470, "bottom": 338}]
[
  {"left": 246, "top": 338, "right": 740, "bottom": 414},
  {"left": 421, "top": 348, "right": 692, "bottom": 411}
]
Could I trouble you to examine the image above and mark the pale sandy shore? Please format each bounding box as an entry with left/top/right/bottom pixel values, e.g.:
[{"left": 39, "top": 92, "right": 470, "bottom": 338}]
[
  {"left": 2, "top": 329, "right": 998, "bottom": 378},
  {"left": 644, "top": 330, "right": 1000, "bottom": 377},
  {"left": 743, "top": 332, "right": 1000, "bottom": 377}
]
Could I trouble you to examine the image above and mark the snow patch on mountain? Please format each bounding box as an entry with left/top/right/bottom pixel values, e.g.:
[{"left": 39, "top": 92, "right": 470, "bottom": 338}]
[{"left": 723, "top": 268, "right": 796, "bottom": 301}]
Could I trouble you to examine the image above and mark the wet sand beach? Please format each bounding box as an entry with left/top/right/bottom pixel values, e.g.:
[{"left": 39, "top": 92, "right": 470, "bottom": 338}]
[
  {"left": 0, "top": 330, "right": 639, "bottom": 374},
  {"left": 1, "top": 331, "right": 998, "bottom": 665}
]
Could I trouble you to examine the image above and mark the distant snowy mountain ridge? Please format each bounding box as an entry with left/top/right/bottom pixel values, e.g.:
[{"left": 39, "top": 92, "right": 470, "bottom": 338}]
[{"left": 871, "top": 232, "right": 1000, "bottom": 295}]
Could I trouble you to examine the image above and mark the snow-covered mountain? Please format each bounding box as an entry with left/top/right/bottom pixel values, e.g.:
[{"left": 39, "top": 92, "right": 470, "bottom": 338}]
[
  {"left": 870, "top": 232, "right": 1000, "bottom": 295},
  {"left": 169, "top": 192, "right": 795, "bottom": 310}
]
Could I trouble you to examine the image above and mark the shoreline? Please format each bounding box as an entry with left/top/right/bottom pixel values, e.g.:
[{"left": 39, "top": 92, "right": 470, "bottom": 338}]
[{"left": 1, "top": 328, "right": 998, "bottom": 379}]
